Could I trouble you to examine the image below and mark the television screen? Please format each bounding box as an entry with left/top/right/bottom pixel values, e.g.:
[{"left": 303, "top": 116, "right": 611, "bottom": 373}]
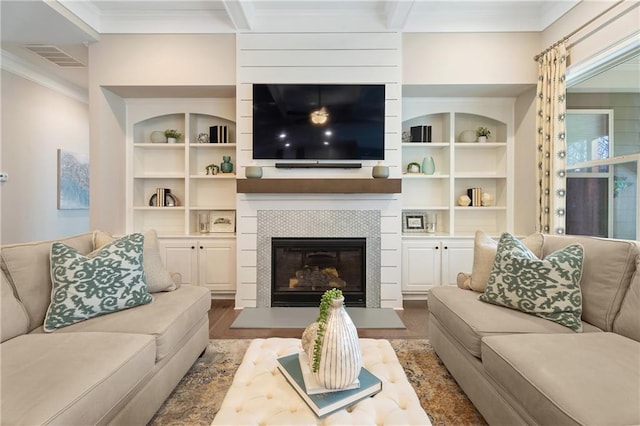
[{"left": 252, "top": 84, "right": 385, "bottom": 160}]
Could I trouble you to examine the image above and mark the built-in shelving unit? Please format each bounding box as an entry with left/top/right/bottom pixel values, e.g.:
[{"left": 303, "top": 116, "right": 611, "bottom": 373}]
[
  {"left": 401, "top": 98, "right": 514, "bottom": 237},
  {"left": 126, "top": 99, "right": 237, "bottom": 237}
]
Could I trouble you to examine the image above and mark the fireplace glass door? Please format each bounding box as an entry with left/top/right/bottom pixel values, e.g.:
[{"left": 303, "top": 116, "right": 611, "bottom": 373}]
[{"left": 271, "top": 237, "right": 366, "bottom": 307}]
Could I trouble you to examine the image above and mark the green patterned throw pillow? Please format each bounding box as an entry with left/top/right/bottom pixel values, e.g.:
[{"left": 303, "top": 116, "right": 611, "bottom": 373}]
[
  {"left": 479, "top": 232, "right": 584, "bottom": 332},
  {"left": 44, "top": 233, "right": 152, "bottom": 332}
]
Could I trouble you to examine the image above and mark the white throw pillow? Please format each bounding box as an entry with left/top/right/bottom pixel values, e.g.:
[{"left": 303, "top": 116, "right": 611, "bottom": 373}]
[
  {"left": 93, "top": 229, "right": 177, "bottom": 292},
  {"left": 470, "top": 230, "right": 543, "bottom": 292}
]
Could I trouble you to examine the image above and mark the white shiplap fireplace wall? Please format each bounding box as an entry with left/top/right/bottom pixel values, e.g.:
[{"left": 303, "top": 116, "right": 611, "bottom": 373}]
[{"left": 235, "top": 32, "right": 403, "bottom": 309}]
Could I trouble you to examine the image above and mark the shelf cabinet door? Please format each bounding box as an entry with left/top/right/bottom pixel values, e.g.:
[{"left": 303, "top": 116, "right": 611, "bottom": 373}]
[
  {"left": 158, "top": 239, "right": 198, "bottom": 286},
  {"left": 440, "top": 239, "right": 474, "bottom": 286},
  {"left": 198, "top": 239, "right": 236, "bottom": 292},
  {"left": 402, "top": 240, "right": 441, "bottom": 293}
]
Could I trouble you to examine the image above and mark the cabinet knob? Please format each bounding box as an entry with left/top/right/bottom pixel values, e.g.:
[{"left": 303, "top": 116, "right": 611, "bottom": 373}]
[
  {"left": 435, "top": 245, "right": 439, "bottom": 250},
  {"left": 444, "top": 246, "right": 448, "bottom": 250},
  {"left": 200, "top": 245, "right": 204, "bottom": 250},
  {"left": 191, "top": 246, "right": 195, "bottom": 250}
]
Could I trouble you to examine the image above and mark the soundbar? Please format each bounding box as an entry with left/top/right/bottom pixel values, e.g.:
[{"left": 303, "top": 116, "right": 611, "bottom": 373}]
[{"left": 275, "top": 162, "right": 362, "bottom": 169}]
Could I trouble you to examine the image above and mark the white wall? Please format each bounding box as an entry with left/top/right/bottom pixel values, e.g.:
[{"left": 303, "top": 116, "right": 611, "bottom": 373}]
[{"left": 1, "top": 70, "right": 90, "bottom": 244}]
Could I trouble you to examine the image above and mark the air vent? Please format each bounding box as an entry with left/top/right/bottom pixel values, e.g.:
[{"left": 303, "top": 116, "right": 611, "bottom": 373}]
[{"left": 24, "top": 44, "right": 85, "bottom": 68}]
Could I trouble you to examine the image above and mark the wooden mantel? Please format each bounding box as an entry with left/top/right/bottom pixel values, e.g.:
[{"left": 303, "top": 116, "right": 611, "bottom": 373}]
[{"left": 237, "top": 178, "right": 401, "bottom": 194}]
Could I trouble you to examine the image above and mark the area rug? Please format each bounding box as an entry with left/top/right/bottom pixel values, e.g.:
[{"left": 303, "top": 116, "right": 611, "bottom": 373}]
[
  {"left": 231, "top": 307, "right": 405, "bottom": 329},
  {"left": 148, "top": 339, "right": 486, "bottom": 426}
]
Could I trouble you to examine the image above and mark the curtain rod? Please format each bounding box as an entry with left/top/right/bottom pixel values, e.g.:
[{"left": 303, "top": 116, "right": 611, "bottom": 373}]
[{"left": 533, "top": 0, "right": 625, "bottom": 61}]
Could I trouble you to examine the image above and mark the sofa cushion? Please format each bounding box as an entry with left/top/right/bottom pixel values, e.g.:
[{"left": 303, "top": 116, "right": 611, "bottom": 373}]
[
  {"left": 1, "top": 332, "right": 155, "bottom": 425},
  {"left": 44, "top": 233, "right": 153, "bottom": 332},
  {"left": 1, "top": 270, "right": 29, "bottom": 342},
  {"left": 470, "top": 230, "right": 543, "bottom": 292},
  {"left": 34, "top": 285, "right": 211, "bottom": 362},
  {"left": 0, "top": 233, "right": 93, "bottom": 331},
  {"left": 479, "top": 232, "right": 584, "bottom": 331},
  {"left": 542, "top": 234, "right": 639, "bottom": 331},
  {"left": 482, "top": 333, "right": 640, "bottom": 426},
  {"left": 428, "top": 286, "right": 600, "bottom": 358},
  {"left": 94, "top": 229, "right": 178, "bottom": 292},
  {"left": 613, "top": 255, "right": 640, "bottom": 342}
]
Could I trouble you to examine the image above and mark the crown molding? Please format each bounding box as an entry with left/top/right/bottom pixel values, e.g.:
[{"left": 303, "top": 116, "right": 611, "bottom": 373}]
[{"left": 1, "top": 49, "right": 88, "bottom": 104}]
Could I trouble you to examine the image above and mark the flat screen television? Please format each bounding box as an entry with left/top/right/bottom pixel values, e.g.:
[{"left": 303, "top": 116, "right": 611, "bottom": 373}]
[{"left": 252, "top": 84, "right": 385, "bottom": 160}]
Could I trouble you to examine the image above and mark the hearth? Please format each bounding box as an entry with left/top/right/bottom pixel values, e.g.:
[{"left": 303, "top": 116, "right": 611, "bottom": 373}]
[{"left": 271, "top": 237, "right": 366, "bottom": 307}]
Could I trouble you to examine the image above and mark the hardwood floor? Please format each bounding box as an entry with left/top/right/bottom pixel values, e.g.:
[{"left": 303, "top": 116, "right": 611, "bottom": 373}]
[{"left": 208, "top": 300, "right": 429, "bottom": 339}]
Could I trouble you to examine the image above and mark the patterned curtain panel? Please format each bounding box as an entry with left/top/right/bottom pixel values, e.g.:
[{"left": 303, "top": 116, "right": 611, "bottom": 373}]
[{"left": 536, "top": 43, "right": 568, "bottom": 234}]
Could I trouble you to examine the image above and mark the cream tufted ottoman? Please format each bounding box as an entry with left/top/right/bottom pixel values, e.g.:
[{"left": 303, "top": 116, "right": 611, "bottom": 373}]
[{"left": 212, "top": 338, "right": 431, "bottom": 425}]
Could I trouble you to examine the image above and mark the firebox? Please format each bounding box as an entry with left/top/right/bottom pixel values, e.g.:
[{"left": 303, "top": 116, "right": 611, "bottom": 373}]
[{"left": 271, "top": 237, "right": 366, "bottom": 307}]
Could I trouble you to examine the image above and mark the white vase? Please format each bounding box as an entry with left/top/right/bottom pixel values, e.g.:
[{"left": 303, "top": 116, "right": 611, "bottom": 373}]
[
  {"left": 313, "top": 296, "right": 362, "bottom": 389},
  {"left": 477, "top": 136, "right": 487, "bottom": 143},
  {"left": 167, "top": 137, "right": 178, "bottom": 144}
]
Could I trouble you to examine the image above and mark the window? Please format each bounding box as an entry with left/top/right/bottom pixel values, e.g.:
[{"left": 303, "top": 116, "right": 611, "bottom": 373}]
[{"left": 566, "top": 54, "right": 640, "bottom": 240}]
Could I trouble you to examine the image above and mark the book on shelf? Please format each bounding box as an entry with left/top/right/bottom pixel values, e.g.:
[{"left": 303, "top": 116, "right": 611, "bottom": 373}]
[{"left": 277, "top": 352, "right": 382, "bottom": 418}]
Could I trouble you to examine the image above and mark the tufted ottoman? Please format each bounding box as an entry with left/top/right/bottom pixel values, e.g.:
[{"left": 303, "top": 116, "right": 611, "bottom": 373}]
[{"left": 212, "top": 337, "right": 431, "bottom": 425}]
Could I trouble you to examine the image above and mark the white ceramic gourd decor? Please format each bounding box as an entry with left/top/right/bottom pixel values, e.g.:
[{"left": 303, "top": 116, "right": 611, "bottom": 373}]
[{"left": 302, "top": 291, "right": 362, "bottom": 390}]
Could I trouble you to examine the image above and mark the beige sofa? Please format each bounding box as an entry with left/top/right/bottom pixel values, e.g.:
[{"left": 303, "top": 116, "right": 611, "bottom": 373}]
[
  {"left": 1, "top": 232, "right": 211, "bottom": 425},
  {"left": 428, "top": 234, "right": 640, "bottom": 425}
]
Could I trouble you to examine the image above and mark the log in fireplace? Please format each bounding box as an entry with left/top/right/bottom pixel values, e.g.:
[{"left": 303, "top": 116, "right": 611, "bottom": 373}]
[{"left": 271, "top": 237, "right": 366, "bottom": 307}]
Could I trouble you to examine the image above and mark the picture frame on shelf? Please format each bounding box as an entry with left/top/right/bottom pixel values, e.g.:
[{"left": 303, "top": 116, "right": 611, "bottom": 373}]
[
  {"left": 402, "top": 211, "right": 427, "bottom": 233},
  {"left": 210, "top": 210, "right": 235, "bottom": 233}
]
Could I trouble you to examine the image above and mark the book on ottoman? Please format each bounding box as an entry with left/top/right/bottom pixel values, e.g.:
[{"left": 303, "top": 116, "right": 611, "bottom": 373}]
[{"left": 277, "top": 352, "right": 382, "bottom": 418}]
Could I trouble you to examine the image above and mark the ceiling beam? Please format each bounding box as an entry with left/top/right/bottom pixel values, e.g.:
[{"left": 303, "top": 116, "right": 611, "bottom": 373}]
[
  {"left": 222, "top": 0, "right": 255, "bottom": 31},
  {"left": 385, "top": 0, "right": 414, "bottom": 30}
]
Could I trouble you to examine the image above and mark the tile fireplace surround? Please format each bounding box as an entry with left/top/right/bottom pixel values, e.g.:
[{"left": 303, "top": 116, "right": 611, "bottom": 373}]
[
  {"left": 235, "top": 192, "right": 403, "bottom": 309},
  {"left": 256, "top": 210, "right": 381, "bottom": 307}
]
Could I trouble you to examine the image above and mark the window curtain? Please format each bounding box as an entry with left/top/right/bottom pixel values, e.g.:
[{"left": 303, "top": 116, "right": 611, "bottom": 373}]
[{"left": 536, "top": 43, "right": 568, "bottom": 234}]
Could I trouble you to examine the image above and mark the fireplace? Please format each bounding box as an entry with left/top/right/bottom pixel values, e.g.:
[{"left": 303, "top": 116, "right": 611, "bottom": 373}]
[{"left": 271, "top": 237, "right": 366, "bottom": 307}]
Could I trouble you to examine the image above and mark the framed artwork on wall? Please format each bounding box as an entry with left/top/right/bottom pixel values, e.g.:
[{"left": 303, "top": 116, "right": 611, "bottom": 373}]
[{"left": 57, "top": 149, "right": 89, "bottom": 210}]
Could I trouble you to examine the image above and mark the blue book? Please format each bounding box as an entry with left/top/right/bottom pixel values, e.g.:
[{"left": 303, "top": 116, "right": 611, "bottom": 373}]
[{"left": 277, "top": 353, "right": 382, "bottom": 418}]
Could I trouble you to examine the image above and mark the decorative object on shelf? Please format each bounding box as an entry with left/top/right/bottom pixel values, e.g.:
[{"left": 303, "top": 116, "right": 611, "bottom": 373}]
[
  {"left": 459, "top": 130, "right": 476, "bottom": 143},
  {"left": 457, "top": 195, "right": 472, "bottom": 206},
  {"left": 164, "top": 129, "right": 182, "bottom": 144},
  {"left": 422, "top": 156, "right": 435, "bottom": 175},
  {"left": 196, "top": 133, "right": 209, "bottom": 144},
  {"left": 198, "top": 212, "right": 211, "bottom": 233},
  {"left": 402, "top": 211, "right": 427, "bottom": 233},
  {"left": 150, "top": 130, "right": 167, "bottom": 143},
  {"left": 372, "top": 162, "right": 389, "bottom": 179},
  {"left": 481, "top": 192, "right": 495, "bottom": 206},
  {"left": 407, "top": 162, "right": 421, "bottom": 173},
  {"left": 476, "top": 127, "right": 491, "bottom": 143},
  {"left": 205, "top": 164, "right": 219, "bottom": 175},
  {"left": 210, "top": 210, "right": 235, "bottom": 233},
  {"left": 220, "top": 156, "right": 234, "bottom": 173},
  {"left": 425, "top": 212, "right": 437, "bottom": 233},
  {"left": 410, "top": 125, "right": 432, "bottom": 142},
  {"left": 301, "top": 288, "right": 362, "bottom": 389},
  {"left": 210, "top": 125, "right": 229, "bottom": 143},
  {"left": 149, "top": 188, "right": 178, "bottom": 207},
  {"left": 402, "top": 131, "right": 412, "bottom": 143},
  {"left": 467, "top": 187, "right": 483, "bottom": 206},
  {"left": 245, "top": 165, "right": 263, "bottom": 179}
]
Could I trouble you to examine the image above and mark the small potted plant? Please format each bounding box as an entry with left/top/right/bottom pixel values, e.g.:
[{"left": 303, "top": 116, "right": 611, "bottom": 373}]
[
  {"left": 476, "top": 127, "right": 491, "bottom": 143},
  {"left": 164, "top": 129, "right": 182, "bottom": 144}
]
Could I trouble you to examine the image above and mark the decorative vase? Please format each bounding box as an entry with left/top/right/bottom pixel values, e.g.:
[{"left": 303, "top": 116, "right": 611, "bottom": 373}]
[
  {"left": 245, "top": 165, "right": 262, "bottom": 179},
  {"left": 220, "top": 156, "right": 233, "bottom": 173},
  {"left": 422, "top": 156, "right": 435, "bottom": 175},
  {"left": 303, "top": 296, "right": 362, "bottom": 389},
  {"left": 372, "top": 162, "right": 389, "bottom": 179},
  {"left": 477, "top": 136, "right": 488, "bottom": 143},
  {"left": 167, "top": 137, "right": 178, "bottom": 144}
]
